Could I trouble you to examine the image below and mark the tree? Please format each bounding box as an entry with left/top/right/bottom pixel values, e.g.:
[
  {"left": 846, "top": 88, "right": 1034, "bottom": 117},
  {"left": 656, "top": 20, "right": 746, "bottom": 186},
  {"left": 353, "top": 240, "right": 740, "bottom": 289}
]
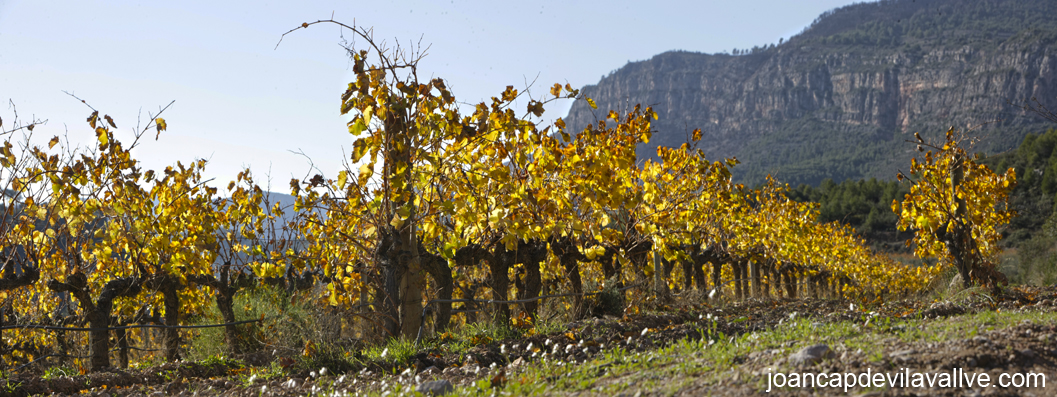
[
  {"left": 283, "top": 20, "right": 507, "bottom": 338},
  {"left": 894, "top": 128, "right": 1016, "bottom": 291},
  {"left": 190, "top": 169, "right": 270, "bottom": 355},
  {"left": 28, "top": 106, "right": 171, "bottom": 370}
]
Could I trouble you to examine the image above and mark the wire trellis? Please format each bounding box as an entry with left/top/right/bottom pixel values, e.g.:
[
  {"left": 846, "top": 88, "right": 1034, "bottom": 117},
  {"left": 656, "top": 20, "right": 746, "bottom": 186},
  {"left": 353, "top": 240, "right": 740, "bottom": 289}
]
[
  {"left": 0, "top": 317, "right": 268, "bottom": 372},
  {"left": 414, "top": 281, "right": 647, "bottom": 344}
]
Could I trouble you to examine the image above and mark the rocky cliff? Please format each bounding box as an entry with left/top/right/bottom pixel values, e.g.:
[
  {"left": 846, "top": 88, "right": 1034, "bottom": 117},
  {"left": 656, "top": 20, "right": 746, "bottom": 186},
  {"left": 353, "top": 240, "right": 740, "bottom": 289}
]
[{"left": 562, "top": 0, "right": 1057, "bottom": 185}]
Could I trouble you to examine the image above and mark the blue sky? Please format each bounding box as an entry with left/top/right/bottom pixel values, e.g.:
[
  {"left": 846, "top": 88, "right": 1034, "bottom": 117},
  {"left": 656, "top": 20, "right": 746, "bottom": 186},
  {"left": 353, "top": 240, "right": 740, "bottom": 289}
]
[{"left": 0, "top": 0, "right": 863, "bottom": 190}]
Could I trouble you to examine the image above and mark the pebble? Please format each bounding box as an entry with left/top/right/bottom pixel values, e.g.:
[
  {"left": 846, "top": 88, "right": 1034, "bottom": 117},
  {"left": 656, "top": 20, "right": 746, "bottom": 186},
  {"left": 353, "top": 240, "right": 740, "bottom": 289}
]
[
  {"left": 890, "top": 349, "right": 915, "bottom": 363},
  {"left": 788, "top": 344, "right": 833, "bottom": 366},
  {"left": 1020, "top": 349, "right": 1036, "bottom": 359},
  {"left": 509, "top": 357, "right": 525, "bottom": 369},
  {"left": 416, "top": 379, "right": 455, "bottom": 396},
  {"left": 890, "top": 348, "right": 916, "bottom": 357},
  {"left": 420, "top": 365, "right": 441, "bottom": 375}
]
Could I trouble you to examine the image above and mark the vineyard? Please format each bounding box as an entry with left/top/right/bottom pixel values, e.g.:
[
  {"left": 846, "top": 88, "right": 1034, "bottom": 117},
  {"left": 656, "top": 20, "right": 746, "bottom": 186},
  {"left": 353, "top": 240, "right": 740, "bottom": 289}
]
[{"left": 0, "top": 21, "right": 1020, "bottom": 393}]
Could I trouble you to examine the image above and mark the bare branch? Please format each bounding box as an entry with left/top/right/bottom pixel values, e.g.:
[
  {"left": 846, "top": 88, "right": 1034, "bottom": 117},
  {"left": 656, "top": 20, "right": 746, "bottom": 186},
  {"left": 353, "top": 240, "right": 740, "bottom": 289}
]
[
  {"left": 63, "top": 91, "right": 97, "bottom": 113},
  {"left": 1010, "top": 96, "right": 1057, "bottom": 125}
]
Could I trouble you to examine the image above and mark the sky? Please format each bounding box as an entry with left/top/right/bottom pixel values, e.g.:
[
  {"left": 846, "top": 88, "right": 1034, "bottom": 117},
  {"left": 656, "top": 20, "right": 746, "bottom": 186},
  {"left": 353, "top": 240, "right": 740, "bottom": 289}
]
[{"left": 0, "top": 0, "right": 866, "bottom": 192}]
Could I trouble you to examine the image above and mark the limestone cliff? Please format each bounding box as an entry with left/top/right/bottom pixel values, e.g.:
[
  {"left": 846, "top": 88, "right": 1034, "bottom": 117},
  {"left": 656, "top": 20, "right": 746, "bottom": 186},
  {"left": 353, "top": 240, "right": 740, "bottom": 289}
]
[{"left": 562, "top": 0, "right": 1057, "bottom": 185}]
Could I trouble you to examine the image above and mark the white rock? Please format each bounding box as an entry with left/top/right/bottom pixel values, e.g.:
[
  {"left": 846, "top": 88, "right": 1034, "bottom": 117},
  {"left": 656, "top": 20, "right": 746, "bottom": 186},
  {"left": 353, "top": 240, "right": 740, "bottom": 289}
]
[
  {"left": 416, "top": 380, "right": 455, "bottom": 396},
  {"left": 789, "top": 344, "right": 833, "bottom": 366}
]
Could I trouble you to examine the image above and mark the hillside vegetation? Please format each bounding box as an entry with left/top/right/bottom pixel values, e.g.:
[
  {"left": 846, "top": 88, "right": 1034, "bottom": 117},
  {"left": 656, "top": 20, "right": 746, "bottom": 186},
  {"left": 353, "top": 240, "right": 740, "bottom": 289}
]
[{"left": 786, "top": 128, "right": 1057, "bottom": 244}]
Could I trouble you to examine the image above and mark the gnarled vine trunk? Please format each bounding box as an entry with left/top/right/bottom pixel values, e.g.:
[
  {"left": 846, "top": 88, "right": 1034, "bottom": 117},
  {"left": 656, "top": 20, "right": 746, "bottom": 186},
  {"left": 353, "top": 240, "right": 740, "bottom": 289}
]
[
  {"left": 47, "top": 273, "right": 142, "bottom": 371},
  {"left": 420, "top": 251, "right": 453, "bottom": 332},
  {"left": 190, "top": 263, "right": 251, "bottom": 356},
  {"left": 550, "top": 237, "right": 587, "bottom": 320}
]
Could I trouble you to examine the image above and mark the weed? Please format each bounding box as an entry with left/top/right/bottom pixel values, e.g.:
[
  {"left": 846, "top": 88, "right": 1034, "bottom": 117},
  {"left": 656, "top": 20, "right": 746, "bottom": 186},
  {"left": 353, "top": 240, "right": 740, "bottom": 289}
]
[
  {"left": 41, "top": 366, "right": 74, "bottom": 380},
  {"left": 361, "top": 337, "right": 417, "bottom": 365},
  {"left": 239, "top": 360, "right": 284, "bottom": 387},
  {"left": 200, "top": 354, "right": 242, "bottom": 368},
  {"left": 156, "top": 369, "right": 175, "bottom": 382},
  {"left": 591, "top": 277, "right": 625, "bottom": 317},
  {"left": 187, "top": 284, "right": 352, "bottom": 365},
  {"left": 3, "top": 380, "right": 20, "bottom": 394},
  {"left": 130, "top": 356, "right": 164, "bottom": 371}
]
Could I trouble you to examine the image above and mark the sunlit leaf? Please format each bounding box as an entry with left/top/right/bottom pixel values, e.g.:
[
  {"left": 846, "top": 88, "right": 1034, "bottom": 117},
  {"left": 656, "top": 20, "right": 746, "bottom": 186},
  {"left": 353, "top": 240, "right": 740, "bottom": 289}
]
[{"left": 155, "top": 118, "right": 167, "bottom": 139}]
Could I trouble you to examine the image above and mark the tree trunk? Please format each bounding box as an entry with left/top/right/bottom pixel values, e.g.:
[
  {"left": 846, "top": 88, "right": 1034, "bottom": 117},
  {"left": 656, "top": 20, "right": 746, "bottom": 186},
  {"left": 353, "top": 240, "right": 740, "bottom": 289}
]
[
  {"left": 810, "top": 274, "right": 820, "bottom": 299},
  {"left": 555, "top": 244, "right": 585, "bottom": 319},
  {"left": 549, "top": 237, "right": 586, "bottom": 319},
  {"left": 949, "top": 153, "right": 973, "bottom": 289},
  {"left": 421, "top": 251, "right": 453, "bottom": 332},
  {"left": 653, "top": 252, "right": 669, "bottom": 299},
  {"left": 681, "top": 259, "right": 695, "bottom": 291},
  {"left": 189, "top": 266, "right": 245, "bottom": 356},
  {"left": 159, "top": 279, "right": 181, "bottom": 362},
  {"left": 711, "top": 260, "right": 723, "bottom": 299},
  {"left": 750, "top": 259, "right": 761, "bottom": 298},
  {"left": 600, "top": 249, "right": 619, "bottom": 285},
  {"left": 87, "top": 310, "right": 110, "bottom": 371},
  {"left": 399, "top": 256, "right": 426, "bottom": 339},
  {"left": 663, "top": 258, "right": 682, "bottom": 291},
  {"left": 57, "top": 327, "right": 70, "bottom": 368},
  {"left": 375, "top": 227, "right": 403, "bottom": 338},
  {"left": 687, "top": 247, "right": 710, "bottom": 291},
  {"left": 513, "top": 240, "right": 545, "bottom": 321},
  {"left": 735, "top": 259, "right": 748, "bottom": 300},
  {"left": 116, "top": 324, "right": 129, "bottom": 369},
  {"left": 216, "top": 290, "right": 239, "bottom": 353},
  {"left": 48, "top": 274, "right": 142, "bottom": 371},
  {"left": 453, "top": 245, "right": 490, "bottom": 326},
  {"left": 693, "top": 256, "right": 707, "bottom": 291},
  {"left": 766, "top": 263, "right": 774, "bottom": 298},
  {"left": 735, "top": 259, "right": 745, "bottom": 299},
  {"left": 487, "top": 248, "right": 511, "bottom": 325},
  {"left": 626, "top": 240, "right": 651, "bottom": 287},
  {"left": 142, "top": 274, "right": 183, "bottom": 362}
]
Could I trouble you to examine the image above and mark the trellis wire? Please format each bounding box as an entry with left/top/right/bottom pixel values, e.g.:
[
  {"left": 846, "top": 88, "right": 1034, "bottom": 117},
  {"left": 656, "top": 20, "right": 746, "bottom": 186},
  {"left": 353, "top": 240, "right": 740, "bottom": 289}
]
[
  {"left": 12, "top": 344, "right": 164, "bottom": 372},
  {"left": 1, "top": 318, "right": 269, "bottom": 372},
  {"left": 414, "top": 281, "right": 646, "bottom": 344},
  {"left": 0, "top": 318, "right": 264, "bottom": 332}
]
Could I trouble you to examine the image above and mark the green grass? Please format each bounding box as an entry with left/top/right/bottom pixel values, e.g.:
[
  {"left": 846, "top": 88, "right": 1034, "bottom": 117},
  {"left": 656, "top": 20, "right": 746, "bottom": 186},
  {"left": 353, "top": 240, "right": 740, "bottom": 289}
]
[
  {"left": 239, "top": 360, "right": 284, "bottom": 387},
  {"left": 40, "top": 366, "right": 75, "bottom": 380},
  {"left": 344, "top": 305, "right": 1057, "bottom": 396},
  {"left": 187, "top": 284, "right": 345, "bottom": 362}
]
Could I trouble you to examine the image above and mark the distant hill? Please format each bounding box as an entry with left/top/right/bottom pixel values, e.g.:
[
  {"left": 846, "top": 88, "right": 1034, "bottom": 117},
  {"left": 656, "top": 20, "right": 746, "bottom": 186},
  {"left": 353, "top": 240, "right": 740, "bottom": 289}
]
[
  {"left": 262, "top": 191, "right": 297, "bottom": 212},
  {"left": 562, "top": 0, "right": 1057, "bottom": 186}
]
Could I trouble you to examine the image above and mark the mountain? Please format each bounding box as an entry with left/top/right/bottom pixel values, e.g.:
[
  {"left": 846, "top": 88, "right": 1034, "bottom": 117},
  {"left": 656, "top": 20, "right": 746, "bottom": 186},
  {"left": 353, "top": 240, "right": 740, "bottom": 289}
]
[{"left": 562, "top": 0, "right": 1057, "bottom": 186}]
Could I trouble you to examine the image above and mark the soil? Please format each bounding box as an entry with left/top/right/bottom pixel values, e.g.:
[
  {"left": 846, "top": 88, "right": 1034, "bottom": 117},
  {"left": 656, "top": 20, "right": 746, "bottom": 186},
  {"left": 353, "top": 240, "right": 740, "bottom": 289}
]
[{"left": 6, "top": 285, "right": 1057, "bottom": 396}]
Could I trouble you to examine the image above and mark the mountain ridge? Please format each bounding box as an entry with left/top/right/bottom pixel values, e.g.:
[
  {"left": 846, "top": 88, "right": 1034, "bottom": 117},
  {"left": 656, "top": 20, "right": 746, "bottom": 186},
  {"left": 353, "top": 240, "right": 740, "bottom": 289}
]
[{"left": 562, "top": 0, "right": 1057, "bottom": 185}]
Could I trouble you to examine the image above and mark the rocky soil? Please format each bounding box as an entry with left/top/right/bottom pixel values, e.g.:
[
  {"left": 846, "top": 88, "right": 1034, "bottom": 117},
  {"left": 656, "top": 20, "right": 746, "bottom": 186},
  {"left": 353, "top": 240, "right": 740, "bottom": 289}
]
[{"left": 7, "top": 285, "right": 1057, "bottom": 396}]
